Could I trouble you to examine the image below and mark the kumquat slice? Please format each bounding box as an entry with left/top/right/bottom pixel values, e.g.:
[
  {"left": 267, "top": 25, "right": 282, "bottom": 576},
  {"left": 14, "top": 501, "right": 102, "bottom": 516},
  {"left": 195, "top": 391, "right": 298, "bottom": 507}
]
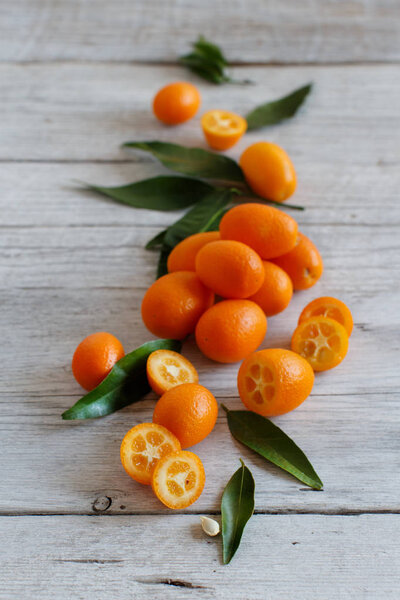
[
  {"left": 151, "top": 450, "right": 205, "bottom": 509},
  {"left": 298, "top": 297, "right": 353, "bottom": 337},
  {"left": 291, "top": 316, "right": 349, "bottom": 372},
  {"left": 147, "top": 350, "right": 199, "bottom": 396},
  {"left": 201, "top": 110, "right": 247, "bottom": 151},
  {"left": 120, "top": 423, "right": 181, "bottom": 485}
]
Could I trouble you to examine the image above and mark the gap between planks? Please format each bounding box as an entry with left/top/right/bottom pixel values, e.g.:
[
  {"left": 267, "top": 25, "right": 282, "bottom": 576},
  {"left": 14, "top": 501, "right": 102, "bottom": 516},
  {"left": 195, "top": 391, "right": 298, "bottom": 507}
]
[{"left": 1, "top": 509, "right": 400, "bottom": 517}]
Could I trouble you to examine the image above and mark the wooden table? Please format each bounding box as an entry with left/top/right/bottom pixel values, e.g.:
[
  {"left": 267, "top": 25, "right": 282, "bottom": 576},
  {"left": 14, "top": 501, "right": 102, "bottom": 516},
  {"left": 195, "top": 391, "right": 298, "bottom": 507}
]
[{"left": 1, "top": 2, "right": 399, "bottom": 598}]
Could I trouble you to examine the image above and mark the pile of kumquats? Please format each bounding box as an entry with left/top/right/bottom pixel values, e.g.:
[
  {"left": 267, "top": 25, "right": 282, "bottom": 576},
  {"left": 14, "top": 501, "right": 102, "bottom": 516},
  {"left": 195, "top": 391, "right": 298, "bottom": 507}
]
[{"left": 67, "top": 77, "right": 353, "bottom": 542}]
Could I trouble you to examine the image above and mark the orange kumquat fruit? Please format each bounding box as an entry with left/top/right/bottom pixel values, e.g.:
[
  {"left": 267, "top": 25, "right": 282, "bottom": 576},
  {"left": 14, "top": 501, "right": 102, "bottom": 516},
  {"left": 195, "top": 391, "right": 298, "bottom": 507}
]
[
  {"left": 271, "top": 232, "right": 323, "bottom": 290},
  {"left": 291, "top": 316, "right": 349, "bottom": 371},
  {"left": 201, "top": 109, "right": 247, "bottom": 150},
  {"left": 298, "top": 297, "right": 353, "bottom": 337},
  {"left": 151, "top": 450, "right": 205, "bottom": 509},
  {"left": 248, "top": 261, "right": 293, "bottom": 316},
  {"left": 153, "top": 81, "right": 201, "bottom": 125},
  {"left": 167, "top": 231, "right": 220, "bottom": 273},
  {"left": 147, "top": 349, "right": 198, "bottom": 396},
  {"left": 71, "top": 332, "right": 125, "bottom": 391}
]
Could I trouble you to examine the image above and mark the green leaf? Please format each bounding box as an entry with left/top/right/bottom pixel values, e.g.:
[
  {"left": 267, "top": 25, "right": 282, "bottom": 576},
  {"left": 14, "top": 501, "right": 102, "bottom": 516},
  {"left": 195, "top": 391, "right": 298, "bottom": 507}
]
[
  {"left": 155, "top": 189, "right": 233, "bottom": 278},
  {"left": 221, "top": 460, "right": 255, "bottom": 564},
  {"left": 62, "top": 339, "right": 181, "bottom": 420},
  {"left": 82, "top": 176, "right": 213, "bottom": 211},
  {"left": 145, "top": 229, "right": 167, "bottom": 250},
  {"left": 245, "top": 83, "right": 313, "bottom": 131},
  {"left": 179, "top": 36, "right": 251, "bottom": 86},
  {"left": 223, "top": 406, "right": 323, "bottom": 490},
  {"left": 123, "top": 141, "right": 245, "bottom": 184}
]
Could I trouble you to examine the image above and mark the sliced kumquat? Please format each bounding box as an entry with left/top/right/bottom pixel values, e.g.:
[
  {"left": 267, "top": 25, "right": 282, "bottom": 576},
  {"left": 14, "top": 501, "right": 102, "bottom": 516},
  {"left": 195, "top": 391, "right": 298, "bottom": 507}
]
[
  {"left": 201, "top": 110, "right": 247, "bottom": 151},
  {"left": 291, "top": 316, "right": 349, "bottom": 372},
  {"left": 298, "top": 297, "right": 353, "bottom": 337},
  {"left": 151, "top": 450, "right": 205, "bottom": 509},
  {"left": 147, "top": 350, "right": 199, "bottom": 396},
  {"left": 120, "top": 423, "right": 181, "bottom": 485}
]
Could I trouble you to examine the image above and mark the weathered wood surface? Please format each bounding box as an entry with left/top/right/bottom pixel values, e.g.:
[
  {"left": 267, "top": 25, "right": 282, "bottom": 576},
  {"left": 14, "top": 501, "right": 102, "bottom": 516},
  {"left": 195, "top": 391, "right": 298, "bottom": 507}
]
[
  {"left": 1, "top": 515, "right": 399, "bottom": 599},
  {"left": 0, "top": 24, "right": 399, "bottom": 596},
  {"left": 1, "top": 63, "right": 399, "bottom": 161},
  {"left": 1, "top": 0, "right": 399, "bottom": 63}
]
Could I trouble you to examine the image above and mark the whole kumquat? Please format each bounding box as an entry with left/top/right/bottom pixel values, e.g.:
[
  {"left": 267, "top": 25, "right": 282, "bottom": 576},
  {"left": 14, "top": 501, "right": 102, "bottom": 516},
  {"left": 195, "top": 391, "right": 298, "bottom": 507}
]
[
  {"left": 151, "top": 450, "right": 205, "bottom": 509},
  {"left": 195, "top": 240, "right": 265, "bottom": 299},
  {"left": 248, "top": 261, "right": 293, "bottom": 317},
  {"left": 195, "top": 299, "right": 267, "bottom": 363},
  {"left": 237, "top": 348, "right": 314, "bottom": 417},
  {"left": 120, "top": 423, "right": 181, "bottom": 485},
  {"left": 239, "top": 141, "right": 297, "bottom": 202},
  {"left": 146, "top": 349, "right": 199, "bottom": 396},
  {"left": 271, "top": 232, "right": 323, "bottom": 290},
  {"left": 219, "top": 203, "right": 298, "bottom": 259},
  {"left": 298, "top": 297, "right": 353, "bottom": 336},
  {"left": 201, "top": 109, "right": 247, "bottom": 150},
  {"left": 153, "top": 81, "right": 201, "bottom": 125},
  {"left": 291, "top": 316, "right": 349, "bottom": 372},
  {"left": 141, "top": 271, "right": 214, "bottom": 340},
  {"left": 153, "top": 383, "right": 218, "bottom": 448},
  {"left": 71, "top": 332, "right": 124, "bottom": 391},
  {"left": 167, "top": 231, "right": 220, "bottom": 273}
]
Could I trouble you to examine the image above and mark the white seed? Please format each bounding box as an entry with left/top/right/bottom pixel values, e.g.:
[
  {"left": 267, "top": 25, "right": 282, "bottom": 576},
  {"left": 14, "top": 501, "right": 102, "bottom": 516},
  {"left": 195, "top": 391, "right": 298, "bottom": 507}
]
[{"left": 200, "top": 516, "right": 220, "bottom": 536}]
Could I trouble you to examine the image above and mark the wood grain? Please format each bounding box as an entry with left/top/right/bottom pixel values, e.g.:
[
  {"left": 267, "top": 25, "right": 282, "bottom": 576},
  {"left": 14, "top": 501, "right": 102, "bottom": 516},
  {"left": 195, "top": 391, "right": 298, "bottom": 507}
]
[
  {"left": 1, "top": 514, "right": 399, "bottom": 599},
  {"left": 1, "top": 0, "right": 399, "bottom": 63}
]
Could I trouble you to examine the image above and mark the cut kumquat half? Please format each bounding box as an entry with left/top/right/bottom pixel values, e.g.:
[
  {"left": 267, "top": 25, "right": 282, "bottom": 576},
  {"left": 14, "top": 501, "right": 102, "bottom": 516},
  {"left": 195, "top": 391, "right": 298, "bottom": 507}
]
[
  {"left": 291, "top": 316, "right": 349, "bottom": 372},
  {"left": 151, "top": 450, "right": 205, "bottom": 509},
  {"left": 298, "top": 297, "right": 353, "bottom": 337},
  {"left": 201, "top": 110, "right": 247, "bottom": 151},
  {"left": 120, "top": 423, "right": 181, "bottom": 485},
  {"left": 147, "top": 350, "right": 199, "bottom": 396}
]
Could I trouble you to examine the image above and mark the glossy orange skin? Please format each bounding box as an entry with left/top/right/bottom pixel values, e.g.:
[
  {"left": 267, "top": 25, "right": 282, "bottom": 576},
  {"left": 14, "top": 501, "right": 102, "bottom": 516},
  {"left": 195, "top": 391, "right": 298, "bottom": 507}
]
[
  {"left": 153, "top": 383, "right": 218, "bottom": 449},
  {"left": 220, "top": 203, "right": 298, "bottom": 260},
  {"left": 153, "top": 82, "right": 201, "bottom": 125},
  {"left": 167, "top": 231, "right": 220, "bottom": 273},
  {"left": 120, "top": 423, "right": 181, "bottom": 485},
  {"left": 291, "top": 316, "right": 349, "bottom": 372},
  {"left": 248, "top": 261, "right": 293, "bottom": 317},
  {"left": 141, "top": 271, "right": 214, "bottom": 340},
  {"left": 146, "top": 349, "right": 199, "bottom": 396},
  {"left": 298, "top": 297, "right": 353, "bottom": 337},
  {"left": 239, "top": 142, "right": 297, "bottom": 202},
  {"left": 237, "top": 348, "right": 314, "bottom": 417},
  {"left": 151, "top": 450, "right": 205, "bottom": 509},
  {"left": 195, "top": 299, "right": 267, "bottom": 363},
  {"left": 201, "top": 110, "right": 247, "bottom": 151},
  {"left": 195, "top": 240, "right": 264, "bottom": 299},
  {"left": 71, "top": 332, "right": 124, "bottom": 391},
  {"left": 271, "top": 232, "right": 323, "bottom": 290}
]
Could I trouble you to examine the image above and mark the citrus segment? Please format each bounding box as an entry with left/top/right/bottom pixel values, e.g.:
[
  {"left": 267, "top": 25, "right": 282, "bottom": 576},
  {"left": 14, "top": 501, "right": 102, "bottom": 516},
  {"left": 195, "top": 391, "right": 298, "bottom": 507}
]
[
  {"left": 195, "top": 240, "right": 265, "bottom": 299},
  {"left": 237, "top": 348, "right": 314, "bottom": 417},
  {"left": 167, "top": 231, "right": 220, "bottom": 273},
  {"left": 120, "top": 423, "right": 181, "bottom": 485},
  {"left": 291, "top": 316, "right": 349, "bottom": 371},
  {"left": 298, "top": 297, "right": 353, "bottom": 336},
  {"left": 147, "top": 350, "right": 199, "bottom": 396},
  {"left": 201, "top": 110, "right": 247, "bottom": 150},
  {"left": 151, "top": 450, "right": 205, "bottom": 509}
]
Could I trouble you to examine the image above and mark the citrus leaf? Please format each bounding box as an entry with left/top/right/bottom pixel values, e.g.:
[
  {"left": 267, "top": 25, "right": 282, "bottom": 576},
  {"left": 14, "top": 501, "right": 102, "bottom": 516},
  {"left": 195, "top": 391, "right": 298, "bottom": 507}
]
[
  {"left": 123, "top": 141, "right": 245, "bottom": 184},
  {"left": 245, "top": 83, "right": 313, "bottom": 131},
  {"left": 83, "top": 176, "right": 213, "bottom": 211},
  {"left": 221, "top": 460, "right": 255, "bottom": 564},
  {"left": 145, "top": 229, "right": 167, "bottom": 250},
  {"left": 179, "top": 36, "right": 251, "bottom": 85},
  {"left": 62, "top": 339, "right": 181, "bottom": 420},
  {"left": 223, "top": 406, "right": 323, "bottom": 490}
]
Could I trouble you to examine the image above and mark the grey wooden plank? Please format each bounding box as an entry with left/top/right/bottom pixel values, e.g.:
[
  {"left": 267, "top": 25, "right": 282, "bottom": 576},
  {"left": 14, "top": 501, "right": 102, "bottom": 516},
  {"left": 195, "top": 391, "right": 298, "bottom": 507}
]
[
  {"left": 0, "top": 0, "right": 399, "bottom": 63},
  {"left": 1, "top": 515, "right": 399, "bottom": 599},
  {"left": 1, "top": 63, "right": 399, "bottom": 161}
]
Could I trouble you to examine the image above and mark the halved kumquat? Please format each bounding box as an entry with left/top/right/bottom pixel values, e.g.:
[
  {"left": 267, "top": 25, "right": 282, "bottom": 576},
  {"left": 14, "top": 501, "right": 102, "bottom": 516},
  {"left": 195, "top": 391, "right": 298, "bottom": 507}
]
[
  {"left": 201, "top": 110, "right": 247, "bottom": 150},
  {"left": 298, "top": 297, "right": 353, "bottom": 337},
  {"left": 151, "top": 450, "right": 205, "bottom": 509},
  {"left": 147, "top": 349, "right": 198, "bottom": 396},
  {"left": 120, "top": 423, "right": 181, "bottom": 485},
  {"left": 291, "top": 316, "right": 349, "bottom": 372}
]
